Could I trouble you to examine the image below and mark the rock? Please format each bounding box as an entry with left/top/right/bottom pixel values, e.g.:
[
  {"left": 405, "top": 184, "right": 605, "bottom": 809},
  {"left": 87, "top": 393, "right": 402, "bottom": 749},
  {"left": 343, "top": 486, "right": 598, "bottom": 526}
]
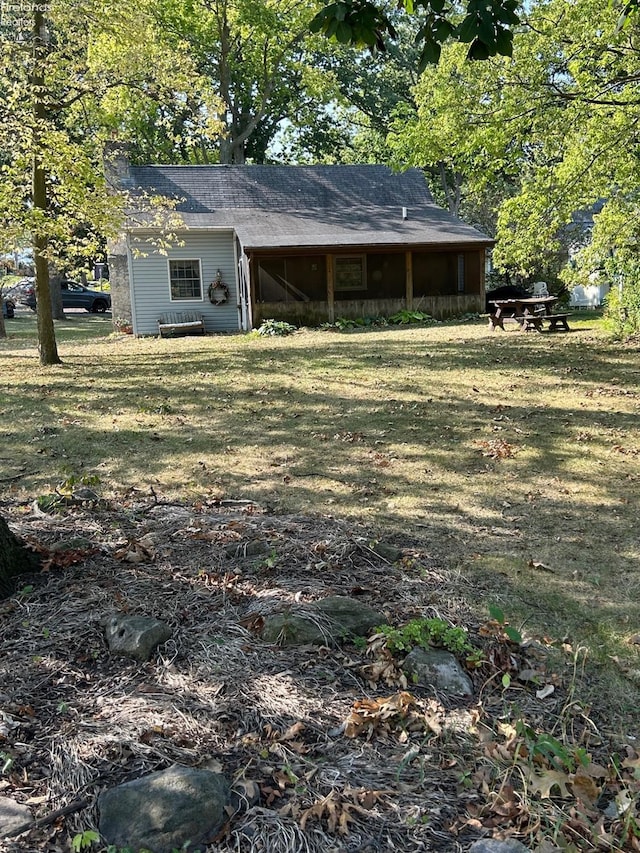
[
  {"left": 371, "top": 541, "right": 403, "bottom": 562},
  {"left": 262, "top": 612, "right": 330, "bottom": 646},
  {"left": 262, "top": 596, "right": 385, "bottom": 646},
  {"left": 50, "top": 537, "right": 95, "bottom": 552},
  {"left": 468, "top": 840, "right": 531, "bottom": 853},
  {"left": 228, "top": 779, "right": 261, "bottom": 814},
  {"left": 313, "top": 596, "right": 385, "bottom": 637},
  {"left": 0, "top": 796, "right": 33, "bottom": 837},
  {"left": 224, "top": 540, "right": 269, "bottom": 558},
  {"left": 403, "top": 647, "right": 474, "bottom": 697},
  {"left": 105, "top": 613, "right": 173, "bottom": 662},
  {"left": 98, "top": 764, "right": 229, "bottom": 853},
  {"left": 71, "top": 487, "right": 101, "bottom": 503}
]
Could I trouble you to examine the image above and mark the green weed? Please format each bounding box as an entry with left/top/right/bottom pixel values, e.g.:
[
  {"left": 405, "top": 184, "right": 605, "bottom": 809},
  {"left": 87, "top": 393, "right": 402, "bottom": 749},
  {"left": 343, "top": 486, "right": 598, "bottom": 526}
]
[
  {"left": 71, "top": 830, "right": 100, "bottom": 852},
  {"left": 377, "top": 617, "right": 474, "bottom": 656}
]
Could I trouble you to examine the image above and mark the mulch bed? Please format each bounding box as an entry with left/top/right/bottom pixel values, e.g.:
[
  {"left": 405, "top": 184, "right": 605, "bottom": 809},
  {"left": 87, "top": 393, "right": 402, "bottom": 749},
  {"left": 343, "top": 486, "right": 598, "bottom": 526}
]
[{"left": 0, "top": 495, "right": 572, "bottom": 852}]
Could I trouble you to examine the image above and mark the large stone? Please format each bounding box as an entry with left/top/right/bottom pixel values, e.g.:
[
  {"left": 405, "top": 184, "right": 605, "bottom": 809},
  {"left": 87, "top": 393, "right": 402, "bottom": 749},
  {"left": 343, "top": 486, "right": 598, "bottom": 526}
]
[
  {"left": 0, "top": 796, "right": 33, "bottom": 838},
  {"left": 371, "top": 541, "right": 403, "bottom": 563},
  {"left": 98, "top": 764, "right": 229, "bottom": 853},
  {"left": 468, "top": 840, "right": 531, "bottom": 853},
  {"left": 313, "top": 596, "right": 385, "bottom": 637},
  {"left": 51, "top": 536, "right": 95, "bottom": 552},
  {"left": 262, "top": 596, "right": 385, "bottom": 646},
  {"left": 403, "top": 647, "right": 474, "bottom": 697},
  {"left": 262, "top": 612, "right": 331, "bottom": 646},
  {"left": 105, "top": 613, "right": 173, "bottom": 662}
]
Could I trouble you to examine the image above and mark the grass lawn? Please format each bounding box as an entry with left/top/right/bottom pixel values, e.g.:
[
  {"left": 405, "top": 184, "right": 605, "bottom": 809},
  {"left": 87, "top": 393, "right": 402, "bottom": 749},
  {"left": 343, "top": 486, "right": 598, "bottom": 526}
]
[
  {"left": 0, "top": 312, "right": 640, "bottom": 853},
  {"left": 2, "top": 309, "right": 640, "bottom": 722}
]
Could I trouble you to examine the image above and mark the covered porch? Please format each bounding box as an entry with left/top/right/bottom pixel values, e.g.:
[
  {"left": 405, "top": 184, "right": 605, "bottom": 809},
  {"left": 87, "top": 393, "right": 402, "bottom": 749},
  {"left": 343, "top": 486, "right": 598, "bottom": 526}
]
[{"left": 245, "top": 245, "right": 487, "bottom": 327}]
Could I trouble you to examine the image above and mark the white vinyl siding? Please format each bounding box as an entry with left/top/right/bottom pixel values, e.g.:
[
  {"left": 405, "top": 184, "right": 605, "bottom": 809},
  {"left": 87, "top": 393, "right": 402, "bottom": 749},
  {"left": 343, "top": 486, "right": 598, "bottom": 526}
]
[{"left": 128, "top": 230, "right": 239, "bottom": 335}]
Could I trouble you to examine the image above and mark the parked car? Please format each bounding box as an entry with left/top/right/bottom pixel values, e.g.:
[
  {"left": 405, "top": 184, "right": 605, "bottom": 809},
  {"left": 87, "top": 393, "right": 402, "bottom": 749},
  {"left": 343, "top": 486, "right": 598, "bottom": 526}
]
[
  {"left": 22, "top": 279, "right": 111, "bottom": 313},
  {"left": 2, "top": 297, "right": 15, "bottom": 319},
  {"left": 10, "top": 278, "right": 36, "bottom": 306}
]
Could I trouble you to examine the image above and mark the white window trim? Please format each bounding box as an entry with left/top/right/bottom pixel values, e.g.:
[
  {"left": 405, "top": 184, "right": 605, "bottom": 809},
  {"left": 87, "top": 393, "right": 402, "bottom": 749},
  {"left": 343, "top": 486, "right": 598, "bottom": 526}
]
[
  {"left": 167, "top": 258, "right": 205, "bottom": 302},
  {"left": 334, "top": 254, "right": 367, "bottom": 292}
]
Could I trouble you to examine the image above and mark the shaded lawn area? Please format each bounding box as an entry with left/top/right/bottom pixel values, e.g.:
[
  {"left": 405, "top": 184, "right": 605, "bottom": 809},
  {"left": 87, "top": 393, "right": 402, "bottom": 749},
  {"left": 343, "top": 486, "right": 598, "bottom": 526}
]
[{"left": 1, "top": 312, "right": 640, "bottom": 724}]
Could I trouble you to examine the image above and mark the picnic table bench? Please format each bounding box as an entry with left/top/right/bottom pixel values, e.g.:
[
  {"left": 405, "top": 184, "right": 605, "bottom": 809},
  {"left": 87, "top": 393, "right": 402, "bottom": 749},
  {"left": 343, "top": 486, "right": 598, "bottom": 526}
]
[
  {"left": 158, "top": 312, "right": 206, "bottom": 338},
  {"left": 520, "top": 312, "right": 571, "bottom": 332},
  {"left": 489, "top": 297, "right": 571, "bottom": 333}
]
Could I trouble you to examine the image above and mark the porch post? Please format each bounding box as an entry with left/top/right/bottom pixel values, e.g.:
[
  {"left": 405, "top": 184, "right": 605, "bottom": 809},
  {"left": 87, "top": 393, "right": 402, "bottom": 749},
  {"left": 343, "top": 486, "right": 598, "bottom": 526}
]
[
  {"left": 405, "top": 250, "right": 413, "bottom": 310},
  {"left": 326, "top": 254, "right": 335, "bottom": 323}
]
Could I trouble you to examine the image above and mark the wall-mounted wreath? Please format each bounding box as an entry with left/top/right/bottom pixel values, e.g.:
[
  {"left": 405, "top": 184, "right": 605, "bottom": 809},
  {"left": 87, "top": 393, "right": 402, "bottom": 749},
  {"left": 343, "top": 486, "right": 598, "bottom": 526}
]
[{"left": 208, "top": 270, "right": 229, "bottom": 305}]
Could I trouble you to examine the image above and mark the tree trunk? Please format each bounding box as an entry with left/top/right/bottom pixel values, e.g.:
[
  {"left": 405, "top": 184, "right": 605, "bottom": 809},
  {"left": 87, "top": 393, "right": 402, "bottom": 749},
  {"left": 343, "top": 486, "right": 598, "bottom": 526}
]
[
  {"left": 0, "top": 515, "right": 38, "bottom": 599},
  {"left": 0, "top": 305, "right": 6, "bottom": 340},
  {"left": 50, "top": 272, "right": 65, "bottom": 320},
  {"left": 32, "top": 7, "right": 61, "bottom": 365}
]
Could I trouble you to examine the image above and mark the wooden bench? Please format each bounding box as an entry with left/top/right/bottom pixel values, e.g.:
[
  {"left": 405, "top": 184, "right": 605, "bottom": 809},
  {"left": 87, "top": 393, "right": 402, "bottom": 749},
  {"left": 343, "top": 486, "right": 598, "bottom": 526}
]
[
  {"left": 519, "top": 313, "right": 544, "bottom": 332},
  {"left": 158, "top": 312, "right": 206, "bottom": 338},
  {"left": 520, "top": 312, "right": 571, "bottom": 332},
  {"left": 546, "top": 313, "right": 571, "bottom": 331}
]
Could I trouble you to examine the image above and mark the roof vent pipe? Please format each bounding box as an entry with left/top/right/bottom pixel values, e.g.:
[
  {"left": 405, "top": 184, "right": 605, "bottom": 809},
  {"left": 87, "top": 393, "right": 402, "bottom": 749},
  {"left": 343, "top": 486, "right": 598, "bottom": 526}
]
[{"left": 402, "top": 207, "right": 408, "bottom": 220}]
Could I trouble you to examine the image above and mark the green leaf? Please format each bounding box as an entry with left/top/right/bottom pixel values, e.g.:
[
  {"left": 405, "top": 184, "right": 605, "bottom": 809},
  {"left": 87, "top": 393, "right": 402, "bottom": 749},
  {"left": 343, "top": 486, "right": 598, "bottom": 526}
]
[
  {"left": 334, "top": 3, "right": 348, "bottom": 22},
  {"left": 325, "top": 17, "right": 340, "bottom": 38},
  {"left": 502, "top": 672, "right": 511, "bottom": 688},
  {"left": 488, "top": 604, "right": 505, "bottom": 624},
  {"left": 504, "top": 625, "right": 523, "bottom": 644},
  {"left": 434, "top": 18, "right": 455, "bottom": 41},
  {"left": 417, "top": 39, "right": 441, "bottom": 71},
  {"left": 477, "top": 12, "right": 496, "bottom": 45},
  {"left": 335, "top": 21, "right": 353, "bottom": 43},
  {"left": 468, "top": 39, "right": 492, "bottom": 60},
  {"left": 456, "top": 14, "right": 479, "bottom": 44},
  {"left": 494, "top": 26, "right": 513, "bottom": 57}
]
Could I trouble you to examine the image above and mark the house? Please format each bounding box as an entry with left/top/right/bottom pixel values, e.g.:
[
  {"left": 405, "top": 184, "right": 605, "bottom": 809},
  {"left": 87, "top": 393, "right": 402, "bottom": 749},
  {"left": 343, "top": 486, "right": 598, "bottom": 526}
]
[
  {"left": 569, "top": 281, "right": 610, "bottom": 308},
  {"left": 108, "top": 160, "right": 493, "bottom": 334}
]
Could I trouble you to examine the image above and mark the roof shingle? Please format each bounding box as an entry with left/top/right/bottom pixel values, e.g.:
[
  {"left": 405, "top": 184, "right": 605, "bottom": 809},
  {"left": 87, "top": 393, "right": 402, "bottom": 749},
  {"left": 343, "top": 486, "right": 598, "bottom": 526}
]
[{"left": 127, "top": 164, "right": 492, "bottom": 250}]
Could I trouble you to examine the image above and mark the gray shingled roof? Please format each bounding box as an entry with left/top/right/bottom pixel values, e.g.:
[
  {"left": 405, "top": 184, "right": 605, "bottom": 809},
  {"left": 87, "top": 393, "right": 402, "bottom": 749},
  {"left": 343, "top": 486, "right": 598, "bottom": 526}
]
[{"left": 128, "top": 164, "right": 492, "bottom": 250}]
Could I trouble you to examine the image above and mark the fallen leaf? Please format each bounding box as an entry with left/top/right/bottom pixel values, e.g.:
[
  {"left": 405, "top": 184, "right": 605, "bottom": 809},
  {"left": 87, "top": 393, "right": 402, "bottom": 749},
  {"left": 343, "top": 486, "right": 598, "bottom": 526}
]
[
  {"left": 582, "top": 762, "right": 608, "bottom": 779},
  {"left": 114, "top": 540, "right": 154, "bottom": 564},
  {"left": 526, "top": 768, "right": 572, "bottom": 799},
  {"left": 281, "top": 722, "right": 305, "bottom": 741},
  {"left": 528, "top": 560, "right": 554, "bottom": 573},
  {"left": 536, "top": 684, "right": 555, "bottom": 699},
  {"left": 571, "top": 768, "right": 600, "bottom": 805}
]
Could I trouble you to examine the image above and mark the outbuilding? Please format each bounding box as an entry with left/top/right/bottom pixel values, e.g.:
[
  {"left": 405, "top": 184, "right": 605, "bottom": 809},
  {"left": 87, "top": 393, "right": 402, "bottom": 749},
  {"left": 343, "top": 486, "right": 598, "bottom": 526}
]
[{"left": 108, "top": 161, "right": 492, "bottom": 334}]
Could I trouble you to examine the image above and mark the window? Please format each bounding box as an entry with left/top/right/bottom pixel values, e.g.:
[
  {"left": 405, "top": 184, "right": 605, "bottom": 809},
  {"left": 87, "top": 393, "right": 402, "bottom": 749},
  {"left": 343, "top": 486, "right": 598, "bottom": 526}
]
[
  {"left": 334, "top": 255, "right": 366, "bottom": 292},
  {"left": 169, "top": 259, "right": 202, "bottom": 301}
]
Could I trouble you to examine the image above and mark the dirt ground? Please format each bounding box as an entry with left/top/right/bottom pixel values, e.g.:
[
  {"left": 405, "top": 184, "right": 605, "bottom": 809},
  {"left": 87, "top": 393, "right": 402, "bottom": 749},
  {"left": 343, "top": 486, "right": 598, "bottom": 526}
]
[{"left": 0, "top": 494, "right": 582, "bottom": 853}]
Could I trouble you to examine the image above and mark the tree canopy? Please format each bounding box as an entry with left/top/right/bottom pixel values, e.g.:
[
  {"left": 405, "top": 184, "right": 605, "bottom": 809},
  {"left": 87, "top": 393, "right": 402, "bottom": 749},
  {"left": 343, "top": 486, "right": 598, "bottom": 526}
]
[
  {"left": 3, "top": 0, "right": 640, "bottom": 355},
  {"left": 310, "top": 0, "right": 521, "bottom": 68}
]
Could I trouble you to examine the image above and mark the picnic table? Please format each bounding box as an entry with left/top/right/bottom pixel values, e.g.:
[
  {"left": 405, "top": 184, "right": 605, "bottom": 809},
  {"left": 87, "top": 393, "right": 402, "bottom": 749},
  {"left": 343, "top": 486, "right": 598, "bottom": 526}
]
[{"left": 488, "top": 297, "right": 571, "bottom": 332}]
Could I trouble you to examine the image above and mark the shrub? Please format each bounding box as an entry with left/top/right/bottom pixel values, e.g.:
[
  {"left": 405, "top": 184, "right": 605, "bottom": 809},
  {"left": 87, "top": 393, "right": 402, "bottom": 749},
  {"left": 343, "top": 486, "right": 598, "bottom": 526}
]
[{"left": 256, "top": 319, "right": 297, "bottom": 336}]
